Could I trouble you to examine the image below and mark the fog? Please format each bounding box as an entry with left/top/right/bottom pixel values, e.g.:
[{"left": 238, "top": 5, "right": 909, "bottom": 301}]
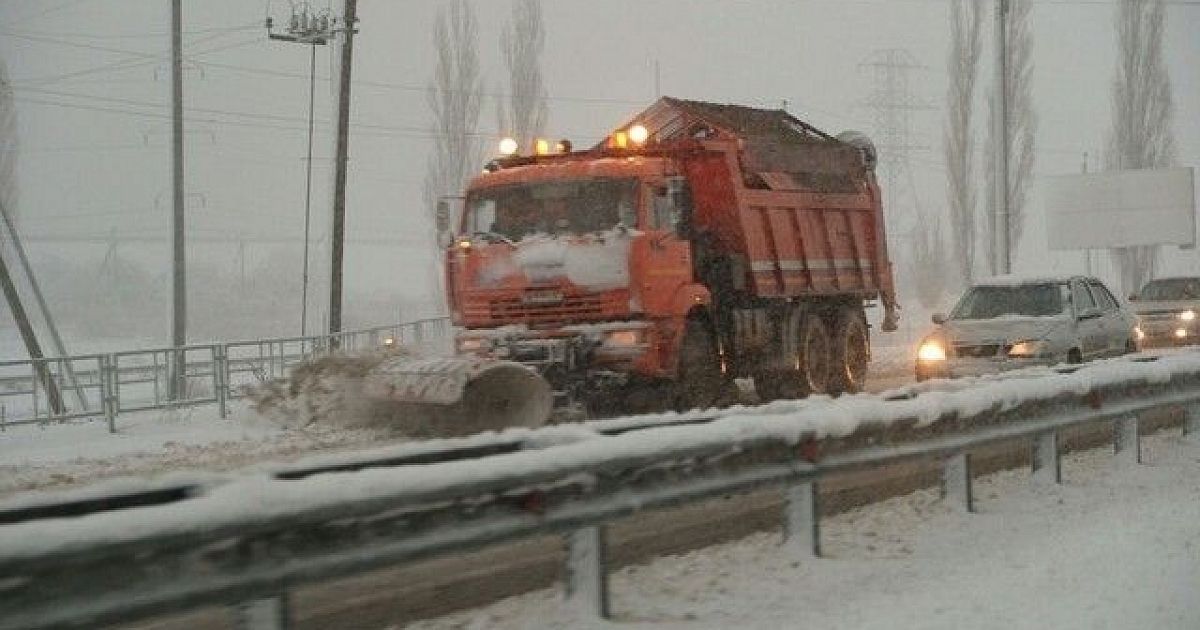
[{"left": 0, "top": 0, "right": 1197, "bottom": 354}]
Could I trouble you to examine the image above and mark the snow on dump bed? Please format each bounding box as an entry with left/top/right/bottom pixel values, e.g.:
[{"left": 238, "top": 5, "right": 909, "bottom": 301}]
[
  {"left": 3, "top": 350, "right": 1200, "bottom": 561},
  {"left": 411, "top": 431, "right": 1200, "bottom": 630}
]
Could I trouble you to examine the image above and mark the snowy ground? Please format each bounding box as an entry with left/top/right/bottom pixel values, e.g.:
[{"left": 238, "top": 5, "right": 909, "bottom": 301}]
[
  {"left": 0, "top": 403, "right": 391, "bottom": 497},
  {"left": 409, "top": 431, "right": 1200, "bottom": 630}
]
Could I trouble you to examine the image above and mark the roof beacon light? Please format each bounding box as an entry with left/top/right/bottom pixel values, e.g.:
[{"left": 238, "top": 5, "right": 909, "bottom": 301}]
[
  {"left": 534, "top": 138, "right": 551, "bottom": 155},
  {"left": 556, "top": 139, "right": 573, "bottom": 153},
  {"left": 498, "top": 137, "right": 519, "bottom": 156},
  {"left": 629, "top": 124, "right": 649, "bottom": 145},
  {"left": 613, "top": 131, "right": 628, "bottom": 149}
]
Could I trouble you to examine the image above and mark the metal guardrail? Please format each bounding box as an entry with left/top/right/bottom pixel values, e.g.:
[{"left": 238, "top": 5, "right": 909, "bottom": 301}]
[
  {"left": 2, "top": 351, "right": 1200, "bottom": 629},
  {"left": 0, "top": 318, "right": 451, "bottom": 431}
]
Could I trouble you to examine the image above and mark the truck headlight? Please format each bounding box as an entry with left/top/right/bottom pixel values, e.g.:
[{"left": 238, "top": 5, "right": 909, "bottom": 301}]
[
  {"left": 1180, "top": 310, "right": 1196, "bottom": 322},
  {"left": 917, "top": 339, "right": 947, "bottom": 362},
  {"left": 1008, "top": 339, "right": 1049, "bottom": 358},
  {"left": 603, "top": 329, "right": 645, "bottom": 348}
]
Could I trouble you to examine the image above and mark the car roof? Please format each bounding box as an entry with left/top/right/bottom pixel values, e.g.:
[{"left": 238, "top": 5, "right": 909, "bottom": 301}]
[{"left": 971, "top": 274, "right": 1098, "bottom": 288}]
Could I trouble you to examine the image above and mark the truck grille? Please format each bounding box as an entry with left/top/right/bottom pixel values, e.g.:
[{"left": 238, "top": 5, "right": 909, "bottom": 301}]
[{"left": 489, "top": 293, "right": 609, "bottom": 325}]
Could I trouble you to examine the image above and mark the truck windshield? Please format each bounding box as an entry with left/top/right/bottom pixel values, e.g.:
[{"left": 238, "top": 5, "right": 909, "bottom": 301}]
[
  {"left": 1139, "top": 278, "right": 1200, "bottom": 300},
  {"left": 950, "top": 284, "right": 1068, "bottom": 320},
  {"left": 465, "top": 178, "right": 638, "bottom": 241}
]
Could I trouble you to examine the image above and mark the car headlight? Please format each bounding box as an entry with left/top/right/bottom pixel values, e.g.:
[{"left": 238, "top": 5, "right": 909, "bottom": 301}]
[
  {"left": 457, "top": 337, "right": 491, "bottom": 353},
  {"left": 1008, "top": 339, "right": 1050, "bottom": 358},
  {"left": 917, "top": 339, "right": 947, "bottom": 362},
  {"left": 603, "top": 329, "right": 645, "bottom": 348},
  {"left": 1180, "top": 310, "right": 1196, "bottom": 322},
  {"left": 1135, "top": 326, "right": 1146, "bottom": 341}
]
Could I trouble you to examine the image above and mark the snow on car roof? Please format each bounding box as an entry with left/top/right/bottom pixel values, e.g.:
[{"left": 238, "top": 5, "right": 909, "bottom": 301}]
[{"left": 971, "top": 274, "right": 1076, "bottom": 288}]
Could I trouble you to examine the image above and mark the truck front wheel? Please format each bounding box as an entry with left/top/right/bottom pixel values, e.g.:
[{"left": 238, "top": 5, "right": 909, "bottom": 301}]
[{"left": 675, "top": 318, "right": 724, "bottom": 411}]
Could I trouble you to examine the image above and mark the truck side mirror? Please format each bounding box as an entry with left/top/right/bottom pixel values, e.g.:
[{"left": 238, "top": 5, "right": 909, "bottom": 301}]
[
  {"left": 932, "top": 312, "right": 947, "bottom": 325},
  {"left": 666, "top": 176, "right": 693, "bottom": 238},
  {"left": 436, "top": 200, "right": 453, "bottom": 248}
]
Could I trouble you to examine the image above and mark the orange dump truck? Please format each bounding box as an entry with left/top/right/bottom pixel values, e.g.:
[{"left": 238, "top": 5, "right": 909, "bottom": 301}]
[{"left": 444, "top": 97, "right": 898, "bottom": 414}]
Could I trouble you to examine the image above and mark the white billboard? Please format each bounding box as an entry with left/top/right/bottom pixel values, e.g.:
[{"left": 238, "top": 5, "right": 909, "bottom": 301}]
[{"left": 1043, "top": 167, "right": 1196, "bottom": 250}]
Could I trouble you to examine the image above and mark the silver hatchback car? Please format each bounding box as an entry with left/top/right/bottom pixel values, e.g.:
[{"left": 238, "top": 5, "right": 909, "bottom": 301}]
[
  {"left": 916, "top": 275, "right": 1139, "bottom": 381},
  {"left": 1128, "top": 277, "right": 1200, "bottom": 348}
]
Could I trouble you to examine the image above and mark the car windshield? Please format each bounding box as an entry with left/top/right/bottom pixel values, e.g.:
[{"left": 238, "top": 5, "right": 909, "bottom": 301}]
[
  {"left": 1139, "top": 278, "right": 1200, "bottom": 300},
  {"left": 464, "top": 178, "right": 638, "bottom": 241},
  {"left": 950, "top": 283, "right": 1068, "bottom": 320}
]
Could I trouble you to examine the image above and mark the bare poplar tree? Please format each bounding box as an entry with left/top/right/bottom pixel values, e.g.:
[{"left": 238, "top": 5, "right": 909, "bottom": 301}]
[
  {"left": 983, "top": 0, "right": 1036, "bottom": 272},
  {"left": 911, "top": 210, "right": 950, "bottom": 310},
  {"left": 497, "top": 0, "right": 548, "bottom": 150},
  {"left": 424, "top": 0, "right": 483, "bottom": 237},
  {"left": 423, "top": 1, "right": 482, "bottom": 308},
  {"left": 944, "top": 0, "right": 982, "bottom": 287},
  {"left": 1107, "top": 0, "right": 1175, "bottom": 294},
  {"left": 0, "top": 56, "right": 17, "bottom": 228}
]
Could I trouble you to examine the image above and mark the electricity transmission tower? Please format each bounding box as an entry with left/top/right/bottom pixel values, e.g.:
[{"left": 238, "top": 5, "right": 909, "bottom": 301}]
[
  {"left": 858, "top": 49, "right": 933, "bottom": 200},
  {"left": 266, "top": 2, "right": 336, "bottom": 336}
]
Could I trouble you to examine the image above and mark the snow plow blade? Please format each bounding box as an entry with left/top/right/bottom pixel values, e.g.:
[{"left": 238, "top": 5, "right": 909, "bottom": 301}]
[{"left": 362, "top": 356, "right": 553, "bottom": 435}]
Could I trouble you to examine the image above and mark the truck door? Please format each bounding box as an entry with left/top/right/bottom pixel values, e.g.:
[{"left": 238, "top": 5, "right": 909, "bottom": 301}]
[{"left": 631, "top": 178, "right": 696, "bottom": 317}]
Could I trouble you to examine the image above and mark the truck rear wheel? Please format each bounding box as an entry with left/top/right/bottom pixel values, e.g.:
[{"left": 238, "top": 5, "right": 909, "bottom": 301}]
[
  {"left": 769, "top": 312, "right": 832, "bottom": 399},
  {"left": 676, "top": 318, "right": 725, "bottom": 411},
  {"left": 829, "top": 308, "right": 869, "bottom": 395}
]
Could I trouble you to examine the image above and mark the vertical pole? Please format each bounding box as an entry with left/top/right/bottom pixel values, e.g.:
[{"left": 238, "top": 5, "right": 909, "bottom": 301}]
[
  {"left": 328, "top": 0, "right": 358, "bottom": 340},
  {"left": 783, "top": 481, "right": 821, "bottom": 558},
  {"left": 992, "top": 0, "right": 1010, "bottom": 275},
  {"left": 1081, "top": 152, "right": 1092, "bottom": 275},
  {"left": 941, "top": 453, "right": 974, "bottom": 512},
  {"left": 214, "top": 344, "right": 228, "bottom": 418},
  {"left": 170, "top": 0, "right": 188, "bottom": 399},
  {"left": 101, "top": 354, "right": 116, "bottom": 433},
  {"left": 1030, "top": 431, "right": 1060, "bottom": 485},
  {"left": 300, "top": 42, "right": 317, "bottom": 337},
  {"left": 1114, "top": 415, "right": 1141, "bottom": 464},
  {"left": 564, "top": 526, "right": 609, "bottom": 619}
]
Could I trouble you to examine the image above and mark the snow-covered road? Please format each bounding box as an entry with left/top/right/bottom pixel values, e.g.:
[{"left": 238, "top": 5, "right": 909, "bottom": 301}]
[{"left": 411, "top": 431, "right": 1200, "bottom": 630}]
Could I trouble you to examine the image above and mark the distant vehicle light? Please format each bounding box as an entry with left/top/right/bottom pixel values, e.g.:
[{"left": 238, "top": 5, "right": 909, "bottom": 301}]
[
  {"left": 1180, "top": 309, "right": 1196, "bottom": 322},
  {"left": 629, "top": 124, "right": 649, "bottom": 145},
  {"left": 498, "top": 137, "right": 519, "bottom": 156},
  {"left": 1175, "top": 328, "right": 1189, "bottom": 339},
  {"left": 456, "top": 238, "right": 472, "bottom": 250},
  {"left": 917, "top": 340, "right": 947, "bottom": 362},
  {"left": 1135, "top": 326, "right": 1146, "bottom": 341},
  {"left": 382, "top": 336, "right": 396, "bottom": 348}
]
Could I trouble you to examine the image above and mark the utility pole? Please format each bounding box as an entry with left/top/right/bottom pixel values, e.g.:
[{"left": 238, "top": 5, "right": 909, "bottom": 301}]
[
  {"left": 329, "top": 0, "right": 358, "bottom": 339},
  {"left": 1082, "top": 151, "right": 1092, "bottom": 275},
  {"left": 992, "top": 0, "right": 1011, "bottom": 275},
  {"left": 169, "top": 0, "right": 187, "bottom": 399},
  {"left": 265, "top": 2, "right": 334, "bottom": 336}
]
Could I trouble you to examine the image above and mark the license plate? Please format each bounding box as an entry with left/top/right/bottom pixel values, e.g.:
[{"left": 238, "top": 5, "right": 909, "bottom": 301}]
[{"left": 521, "top": 290, "right": 564, "bottom": 305}]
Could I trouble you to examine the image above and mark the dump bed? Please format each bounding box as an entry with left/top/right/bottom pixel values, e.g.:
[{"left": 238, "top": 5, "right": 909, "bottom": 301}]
[{"left": 623, "top": 98, "right": 897, "bottom": 313}]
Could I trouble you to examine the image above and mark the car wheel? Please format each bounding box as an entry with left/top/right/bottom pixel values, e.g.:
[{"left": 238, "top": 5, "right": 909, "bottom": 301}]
[{"left": 1067, "top": 348, "right": 1083, "bottom": 364}]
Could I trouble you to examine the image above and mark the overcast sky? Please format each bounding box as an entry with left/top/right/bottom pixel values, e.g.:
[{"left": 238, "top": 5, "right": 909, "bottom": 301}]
[{"left": 0, "top": 0, "right": 1197, "bottom": 337}]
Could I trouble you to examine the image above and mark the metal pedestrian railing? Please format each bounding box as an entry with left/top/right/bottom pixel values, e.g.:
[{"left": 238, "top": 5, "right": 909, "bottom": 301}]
[
  {"left": 0, "top": 318, "right": 452, "bottom": 432},
  {"left": 1, "top": 351, "right": 1199, "bottom": 629}
]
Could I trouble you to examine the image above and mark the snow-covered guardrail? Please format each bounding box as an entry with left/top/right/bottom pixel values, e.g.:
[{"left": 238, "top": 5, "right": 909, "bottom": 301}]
[
  {"left": 3, "top": 351, "right": 1200, "bottom": 629},
  {"left": 0, "top": 318, "right": 451, "bottom": 431}
]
